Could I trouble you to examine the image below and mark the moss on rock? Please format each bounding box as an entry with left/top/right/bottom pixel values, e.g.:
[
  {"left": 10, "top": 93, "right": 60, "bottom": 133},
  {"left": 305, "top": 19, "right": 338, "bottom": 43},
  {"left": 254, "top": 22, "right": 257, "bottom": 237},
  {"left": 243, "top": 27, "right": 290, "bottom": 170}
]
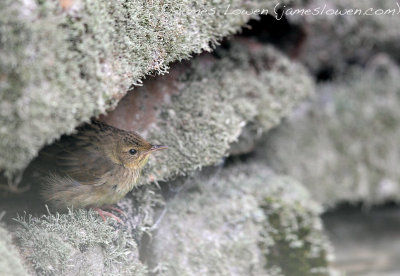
[
  {"left": 263, "top": 56, "right": 400, "bottom": 207},
  {"left": 261, "top": 197, "right": 329, "bottom": 275},
  {"left": 14, "top": 208, "right": 147, "bottom": 275},
  {"left": 143, "top": 41, "right": 313, "bottom": 183},
  {"left": 151, "top": 162, "right": 333, "bottom": 275},
  {"left": 0, "top": 221, "right": 28, "bottom": 276}
]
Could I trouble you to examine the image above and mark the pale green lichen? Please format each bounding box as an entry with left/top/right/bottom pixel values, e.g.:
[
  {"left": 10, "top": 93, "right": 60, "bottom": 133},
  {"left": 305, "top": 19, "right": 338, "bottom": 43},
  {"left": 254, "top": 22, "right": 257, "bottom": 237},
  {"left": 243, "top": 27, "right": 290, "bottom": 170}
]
[
  {"left": 0, "top": 221, "right": 29, "bottom": 276},
  {"left": 151, "top": 162, "right": 333, "bottom": 275},
  {"left": 14, "top": 208, "right": 147, "bottom": 276},
  {"left": 1, "top": 0, "right": 293, "bottom": 181},
  {"left": 264, "top": 57, "right": 400, "bottom": 207},
  {"left": 144, "top": 41, "right": 313, "bottom": 183}
]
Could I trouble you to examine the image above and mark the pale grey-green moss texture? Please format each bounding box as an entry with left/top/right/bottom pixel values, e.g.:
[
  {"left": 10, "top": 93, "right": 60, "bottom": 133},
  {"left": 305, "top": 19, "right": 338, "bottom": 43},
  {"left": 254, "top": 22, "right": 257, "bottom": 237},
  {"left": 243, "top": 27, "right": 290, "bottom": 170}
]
[
  {"left": 0, "top": 0, "right": 294, "bottom": 180},
  {"left": 0, "top": 223, "right": 29, "bottom": 276},
  {"left": 263, "top": 56, "right": 400, "bottom": 207},
  {"left": 12, "top": 163, "right": 334, "bottom": 275},
  {"left": 290, "top": 0, "right": 400, "bottom": 76},
  {"left": 152, "top": 162, "right": 333, "bottom": 276},
  {"left": 14, "top": 208, "right": 147, "bottom": 276},
  {"left": 143, "top": 41, "right": 314, "bottom": 183}
]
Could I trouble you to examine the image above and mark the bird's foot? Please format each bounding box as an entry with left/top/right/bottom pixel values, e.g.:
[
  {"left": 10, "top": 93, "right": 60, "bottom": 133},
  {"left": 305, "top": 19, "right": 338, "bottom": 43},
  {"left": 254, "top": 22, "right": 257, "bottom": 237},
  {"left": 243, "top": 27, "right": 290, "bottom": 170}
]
[
  {"left": 92, "top": 207, "right": 123, "bottom": 224},
  {"left": 102, "top": 205, "right": 127, "bottom": 217}
]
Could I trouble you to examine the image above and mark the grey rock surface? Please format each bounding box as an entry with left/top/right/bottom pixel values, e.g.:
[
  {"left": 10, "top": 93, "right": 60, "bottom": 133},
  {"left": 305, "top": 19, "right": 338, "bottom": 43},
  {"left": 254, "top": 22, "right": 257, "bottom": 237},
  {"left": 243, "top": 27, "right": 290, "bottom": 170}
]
[
  {"left": 151, "top": 163, "right": 334, "bottom": 276},
  {"left": 323, "top": 205, "right": 400, "bottom": 276},
  {"left": 289, "top": 0, "right": 400, "bottom": 77},
  {"left": 263, "top": 56, "right": 400, "bottom": 207}
]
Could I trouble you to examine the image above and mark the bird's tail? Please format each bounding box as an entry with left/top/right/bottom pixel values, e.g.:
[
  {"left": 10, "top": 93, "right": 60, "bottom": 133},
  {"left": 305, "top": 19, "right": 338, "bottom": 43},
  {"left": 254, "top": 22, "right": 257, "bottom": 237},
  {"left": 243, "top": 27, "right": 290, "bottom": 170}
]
[{"left": 41, "top": 173, "right": 89, "bottom": 209}]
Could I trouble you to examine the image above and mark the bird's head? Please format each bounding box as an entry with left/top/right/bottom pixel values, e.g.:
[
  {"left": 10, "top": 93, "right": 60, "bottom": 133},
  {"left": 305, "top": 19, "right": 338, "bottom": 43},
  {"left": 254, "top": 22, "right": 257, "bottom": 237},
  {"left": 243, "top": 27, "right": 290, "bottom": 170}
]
[{"left": 110, "top": 132, "right": 167, "bottom": 170}]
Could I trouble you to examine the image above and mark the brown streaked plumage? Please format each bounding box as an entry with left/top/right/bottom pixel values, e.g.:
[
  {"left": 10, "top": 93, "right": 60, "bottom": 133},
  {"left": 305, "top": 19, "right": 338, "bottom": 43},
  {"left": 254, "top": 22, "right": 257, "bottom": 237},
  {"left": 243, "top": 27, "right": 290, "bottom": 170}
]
[{"left": 41, "top": 120, "right": 167, "bottom": 220}]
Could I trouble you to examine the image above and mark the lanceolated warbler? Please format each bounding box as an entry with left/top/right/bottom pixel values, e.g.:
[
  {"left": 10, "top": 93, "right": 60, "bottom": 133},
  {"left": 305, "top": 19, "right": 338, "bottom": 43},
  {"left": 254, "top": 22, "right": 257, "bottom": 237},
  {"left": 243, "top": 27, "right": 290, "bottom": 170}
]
[{"left": 41, "top": 120, "right": 167, "bottom": 222}]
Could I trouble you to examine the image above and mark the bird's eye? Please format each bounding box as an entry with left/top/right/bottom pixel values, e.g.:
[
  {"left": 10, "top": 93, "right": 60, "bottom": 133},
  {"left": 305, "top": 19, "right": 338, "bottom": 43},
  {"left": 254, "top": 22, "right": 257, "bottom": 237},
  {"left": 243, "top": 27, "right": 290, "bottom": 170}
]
[{"left": 129, "top": 149, "right": 137, "bottom": 155}]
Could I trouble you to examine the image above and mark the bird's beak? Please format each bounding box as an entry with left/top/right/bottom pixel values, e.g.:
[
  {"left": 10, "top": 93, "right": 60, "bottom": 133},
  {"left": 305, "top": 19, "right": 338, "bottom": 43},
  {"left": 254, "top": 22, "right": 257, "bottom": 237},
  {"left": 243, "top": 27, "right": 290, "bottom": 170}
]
[{"left": 148, "top": 145, "right": 168, "bottom": 153}]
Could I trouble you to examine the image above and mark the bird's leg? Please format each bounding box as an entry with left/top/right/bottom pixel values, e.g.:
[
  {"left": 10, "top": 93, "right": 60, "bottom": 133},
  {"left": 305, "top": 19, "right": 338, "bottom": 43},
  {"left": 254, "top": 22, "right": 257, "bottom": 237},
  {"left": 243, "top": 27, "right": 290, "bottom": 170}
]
[
  {"left": 92, "top": 207, "right": 123, "bottom": 224},
  {"left": 102, "top": 205, "right": 127, "bottom": 217}
]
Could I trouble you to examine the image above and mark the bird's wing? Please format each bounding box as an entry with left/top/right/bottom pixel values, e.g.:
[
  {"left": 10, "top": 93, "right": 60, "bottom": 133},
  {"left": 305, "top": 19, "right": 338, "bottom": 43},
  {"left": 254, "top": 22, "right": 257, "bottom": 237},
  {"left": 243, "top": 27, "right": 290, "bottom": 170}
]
[
  {"left": 47, "top": 134, "right": 115, "bottom": 186},
  {"left": 56, "top": 149, "right": 114, "bottom": 186}
]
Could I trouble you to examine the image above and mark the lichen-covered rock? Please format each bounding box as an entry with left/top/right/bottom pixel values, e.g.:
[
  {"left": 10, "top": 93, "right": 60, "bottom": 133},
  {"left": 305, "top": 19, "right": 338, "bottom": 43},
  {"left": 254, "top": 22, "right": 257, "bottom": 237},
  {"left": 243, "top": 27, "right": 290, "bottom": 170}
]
[
  {"left": 288, "top": 0, "right": 400, "bottom": 77},
  {"left": 263, "top": 56, "right": 400, "bottom": 207},
  {"left": 140, "top": 40, "right": 314, "bottom": 183},
  {"left": 0, "top": 222, "right": 28, "bottom": 276},
  {"left": 151, "top": 162, "right": 334, "bottom": 275},
  {"left": 0, "top": 0, "right": 294, "bottom": 181},
  {"left": 261, "top": 197, "right": 330, "bottom": 275},
  {"left": 14, "top": 209, "right": 147, "bottom": 275}
]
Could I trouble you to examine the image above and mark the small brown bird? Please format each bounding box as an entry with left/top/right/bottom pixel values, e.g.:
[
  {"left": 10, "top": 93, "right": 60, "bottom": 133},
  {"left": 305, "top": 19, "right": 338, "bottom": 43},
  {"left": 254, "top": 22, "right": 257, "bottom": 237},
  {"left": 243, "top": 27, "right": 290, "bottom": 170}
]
[{"left": 41, "top": 120, "right": 167, "bottom": 222}]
